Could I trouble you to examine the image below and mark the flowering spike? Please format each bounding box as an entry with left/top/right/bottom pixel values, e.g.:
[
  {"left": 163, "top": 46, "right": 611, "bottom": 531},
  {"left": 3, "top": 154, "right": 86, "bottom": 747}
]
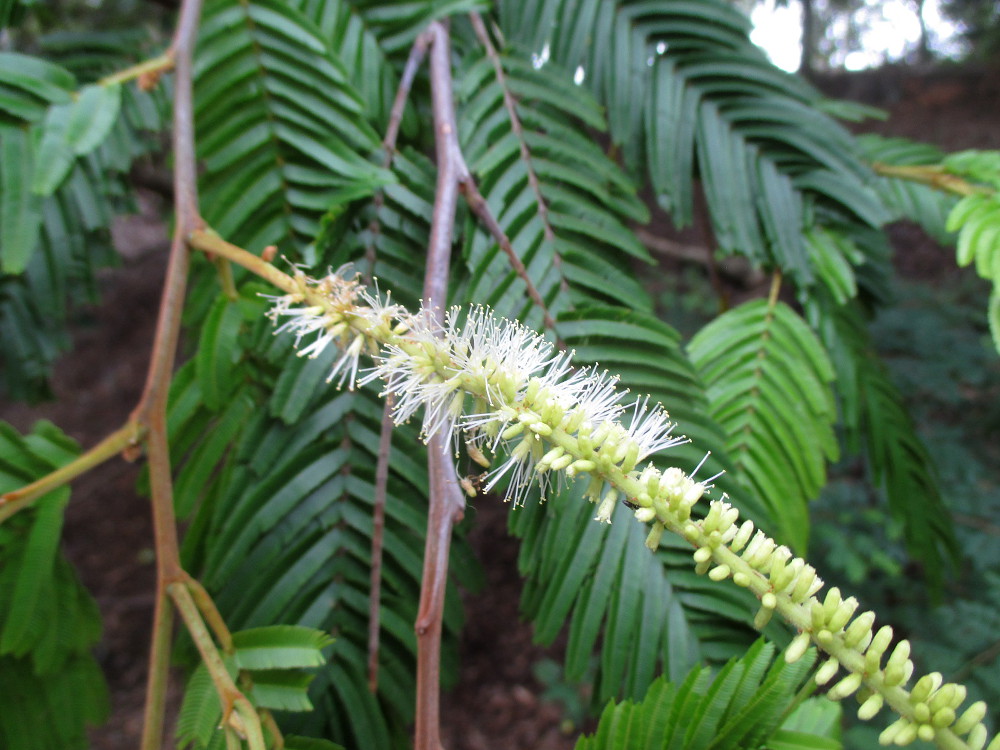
[{"left": 266, "top": 273, "right": 996, "bottom": 750}]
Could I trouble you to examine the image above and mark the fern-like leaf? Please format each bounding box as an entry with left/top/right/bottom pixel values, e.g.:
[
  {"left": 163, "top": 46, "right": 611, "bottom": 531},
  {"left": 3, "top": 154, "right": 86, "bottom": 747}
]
[
  {"left": 688, "top": 300, "right": 839, "bottom": 552},
  {"left": 575, "top": 639, "right": 839, "bottom": 750}
]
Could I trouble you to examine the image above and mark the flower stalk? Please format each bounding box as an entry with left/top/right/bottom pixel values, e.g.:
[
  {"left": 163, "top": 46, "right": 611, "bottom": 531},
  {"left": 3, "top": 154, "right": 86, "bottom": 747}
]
[{"left": 267, "top": 266, "right": 997, "bottom": 750}]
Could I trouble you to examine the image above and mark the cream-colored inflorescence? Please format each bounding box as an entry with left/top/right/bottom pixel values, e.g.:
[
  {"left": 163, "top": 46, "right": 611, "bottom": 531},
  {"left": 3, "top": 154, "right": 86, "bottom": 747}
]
[{"left": 268, "top": 268, "right": 997, "bottom": 750}]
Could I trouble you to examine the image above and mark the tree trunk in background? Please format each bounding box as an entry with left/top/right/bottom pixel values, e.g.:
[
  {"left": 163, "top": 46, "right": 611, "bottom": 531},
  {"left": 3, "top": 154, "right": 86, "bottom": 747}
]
[
  {"left": 800, "top": 0, "right": 815, "bottom": 78},
  {"left": 915, "top": 0, "right": 931, "bottom": 64}
]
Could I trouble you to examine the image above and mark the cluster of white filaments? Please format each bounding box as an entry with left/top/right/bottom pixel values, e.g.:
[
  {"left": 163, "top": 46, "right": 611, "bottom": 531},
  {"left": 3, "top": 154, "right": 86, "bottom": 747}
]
[{"left": 267, "top": 269, "right": 997, "bottom": 750}]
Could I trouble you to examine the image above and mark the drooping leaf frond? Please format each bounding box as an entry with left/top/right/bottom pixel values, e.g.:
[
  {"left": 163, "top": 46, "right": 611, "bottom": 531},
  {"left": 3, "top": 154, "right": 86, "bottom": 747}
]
[
  {"left": 575, "top": 639, "right": 840, "bottom": 750},
  {"left": 194, "top": 0, "right": 394, "bottom": 254},
  {"left": 808, "top": 294, "right": 959, "bottom": 589},
  {"left": 0, "top": 39, "right": 168, "bottom": 399},
  {"left": 688, "top": 299, "right": 839, "bottom": 552},
  {"left": 0, "top": 422, "right": 108, "bottom": 750},
  {"left": 860, "top": 134, "right": 958, "bottom": 244},
  {"left": 496, "top": 0, "right": 887, "bottom": 287}
]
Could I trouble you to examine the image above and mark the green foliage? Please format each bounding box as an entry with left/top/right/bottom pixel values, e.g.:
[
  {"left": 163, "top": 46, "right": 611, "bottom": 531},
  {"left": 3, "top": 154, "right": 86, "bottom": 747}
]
[
  {"left": 944, "top": 179, "right": 1000, "bottom": 350},
  {"left": 688, "top": 300, "right": 839, "bottom": 552},
  {"left": 859, "top": 135, "right": 957, "bottom": 244},
  {"left": 0, "top": 32, "right": 169, "bottom": 399},
  {"left": 575, "top": 639, "right": 840, "bottom": 750},
  {"left": 0, "top": 421, "right": 108, "bottom": 749},
  {"left": 176, "top": 625, "right": 334, "bottom": 749},
  {"left": 499, "top": 0, "right": 887, "bottom": 291}
]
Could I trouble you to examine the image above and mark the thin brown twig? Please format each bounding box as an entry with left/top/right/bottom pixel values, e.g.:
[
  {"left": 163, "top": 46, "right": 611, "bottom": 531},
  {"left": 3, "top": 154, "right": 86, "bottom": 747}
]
[
  {"left": 363, "top": 33, "right": 435, "bottom": 688},
  {"left": 468, "top": 12, "right": 568, "bottom": 290},
  {"left": 365, "top": 30, "right": 433, "bottom": 282},
  {"left": 458, "top": 176, "right": 561, "bottom": 337},
  {"left": 367, "top": 395, "right": 394, "bottom": 693},
  {"left": 137, "top": 1, "right": 205, "bottom": 744},
  {"left": 414, "top": 20, "right": 466, "bottom": 750}
]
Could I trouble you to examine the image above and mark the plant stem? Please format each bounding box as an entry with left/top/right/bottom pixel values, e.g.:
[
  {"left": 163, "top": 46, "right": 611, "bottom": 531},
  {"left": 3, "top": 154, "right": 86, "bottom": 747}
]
[
  {"left": 872, "top": 162, "right": 989, "bottom": 197},
  {"left": 98, "top": 50, "right": 175, "bottom": 87},
  {"left": 169, "top": 582, "right": 266, "bottom": 749},
  {"left": 0, "top": 422, "right": 140, "bottom": 524},
  {"left": 184, "top": 573, "right": 234, "bottom": 654},
  {"left": 413, "top": 21, "right": 466, "bottom": 750},
  {"left": 140, "top": 584, "right": 174, "bottom": 750},
  {"left": 136, "top": 0, "right": 205, "bottom": 743},
  {"left": 189, "top": 229, "right": 297, "bottom": 294},
  {"left": 367, "top": 396, "right": 394, "bottom": 693}
]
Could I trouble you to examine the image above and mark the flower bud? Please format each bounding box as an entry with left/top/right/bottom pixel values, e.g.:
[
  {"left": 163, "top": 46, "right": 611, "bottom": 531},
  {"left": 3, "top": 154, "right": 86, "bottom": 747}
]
[
  {"left": 733, "top": 572, "right": 752, "bottom": 588},
  {"left": 645, "top": 522, "right": 664, "bottom": 550},
  {"left": 827, "top": 672, "right": 862, "bottom": 701},
  {"left": 708, "top": 565, "right": 730, "bottom": 582},
  {"left": 910, "top": 672, "right": 942, "bottom": 704},
  {"left": 953, "top": 702, "right": 987, "bottom": 735},
  {"left": 844, "top": 611, "right": 876, "bottom": 650},
  {"left": 634, "top": 507, "right": 656, "bottom": 523},
  {"left": 879, "top": 718, "right": 909, "bottom": 746},
  {"left": 931, "top": 707, "right": 955, "bottom": 728},
  {"left": 730, "top": 520, "right": 755, "bottom": 552},
  {"left": 549, "top": 454, "right": 573, "bottom": 471},
  {"left": 784, "top": 631, "right": 811, "bottom": 664},
  {"left": 858, "top": 693, "right": 883, "bottom": 720},
  {"left": 814, "top": 657, "right": 839, "bottom": 685},
  {"left": 827, "top": 597, "right": 859, "bottom": 632},
  {"left": 968, "top": 724, "right": 987, "bottom": 750}
]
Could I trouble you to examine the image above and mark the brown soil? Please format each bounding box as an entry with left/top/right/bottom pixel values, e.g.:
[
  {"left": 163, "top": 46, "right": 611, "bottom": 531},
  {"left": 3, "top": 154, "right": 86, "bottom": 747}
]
[{"left": 1, "top": 64, "right": 996, "bottom": 750}]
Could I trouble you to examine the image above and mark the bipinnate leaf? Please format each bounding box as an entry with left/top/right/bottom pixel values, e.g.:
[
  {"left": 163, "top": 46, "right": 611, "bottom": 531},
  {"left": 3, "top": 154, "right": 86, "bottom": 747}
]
[
  {"left": 688, "top": 300, "right": 839, "bottom": 552},
  {"left": 233, "top": 625, "right": 333, "bottom": 670},
  {"left": 575, "top": 640, "right": 839, "bottom": 750},
  {"left": 0, "top": 126, "right": 42, "bottom": 273},
  {"left": 64, "top": 83, "right": 121, "bottom": 155},
  {"left": 248, "top": 670, "right": 316, "bottom": 712},
  {"left": 196, "top": 294, "right": 246, "bottom": 411}
]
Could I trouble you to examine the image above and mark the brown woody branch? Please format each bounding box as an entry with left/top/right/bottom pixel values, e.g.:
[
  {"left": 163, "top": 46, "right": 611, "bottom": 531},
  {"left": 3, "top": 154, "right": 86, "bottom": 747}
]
[{"left": 414, "top": 21, "right": 466, "bottom": 750}]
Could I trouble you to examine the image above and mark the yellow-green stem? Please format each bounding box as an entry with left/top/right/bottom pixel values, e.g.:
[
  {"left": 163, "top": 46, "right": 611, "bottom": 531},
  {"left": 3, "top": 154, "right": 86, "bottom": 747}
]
[{"left": 0, "top": 422, "right": 142, "bottom": 524}]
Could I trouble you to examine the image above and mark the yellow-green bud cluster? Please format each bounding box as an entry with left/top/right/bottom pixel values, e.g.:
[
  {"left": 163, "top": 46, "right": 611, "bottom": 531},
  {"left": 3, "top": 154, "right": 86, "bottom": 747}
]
[{"left": 268, "top": 271, "right": 995, "bottom": 750}]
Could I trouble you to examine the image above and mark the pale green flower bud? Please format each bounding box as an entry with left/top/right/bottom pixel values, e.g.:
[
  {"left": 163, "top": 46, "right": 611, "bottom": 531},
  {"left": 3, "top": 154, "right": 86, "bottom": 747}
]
[
  {"left": 858, "top": 693, "right": 884, "bottom": 720},
  {"left": 968, "top": 724, "right": 987, "bottom": 750},
  {"left": 827, "top": 672, "right": 862, "bottom": 700},
  {"left": 645, "top": 522, "right": 664, "bottom": 551},
  {"left": 784, "top": 631, "right": 811, "bottom": 664},
  {"left": 844, "top": 611, "right": 876, "bottom": 649},
  {"left": 708, "top": 564, "right": 731, "bottom": 582},
  {"left": 730, "top": 520, "right": 755, "bottom": 552},
  {"left": 565, "top": 459, "right": 595, "bottom": 477},
  {"left": 879, "top": 718, "right": 909, "bottom": 746},
  {"left": 917, "top": 724, "right": 935, "bottom": 743},
  {"left": 931, "top": 707, "right": 955, "bottom": 728},
  {"left": 594, "top": 489, "right": 618, "bottom": 524},
  {"left": 732, "top": 572, "right": 752, "bottom": 588},
  {"left": 693, "top": 547, "right": 713, "bottom": 565},
  {"left": 814, "top": 657, "right": 839, "bottom": 685},
  {"left": 953, "top": 702, "right": 987, "bottom": 735},
  {"left": 885, "top": 638, "right": 910, "bottom": 669},
  {"left": 634, "top": 507, "right": 656, "bottom": 523},
  {"left": 753, "top": 606, "right": 773, "bottom": 629},
  {"left": 910, "top": 672, "right": 942, "bottom": 704},
  {"left": 549, "top": 454, "right": 572, "bottom": 471},
  {"left": 827, "top": 597, "right": 859, "bottom": 632}
]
